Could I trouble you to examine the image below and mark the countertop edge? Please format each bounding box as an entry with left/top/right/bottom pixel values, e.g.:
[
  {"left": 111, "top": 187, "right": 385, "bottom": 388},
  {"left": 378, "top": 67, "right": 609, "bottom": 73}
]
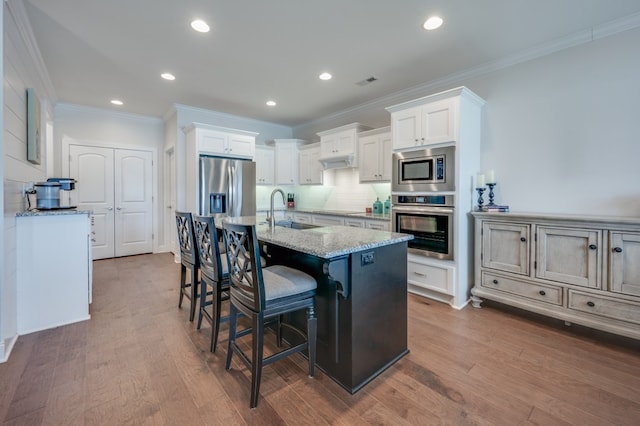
[{"left": 16, "top": 209, "right": 92, "bottom": 217}]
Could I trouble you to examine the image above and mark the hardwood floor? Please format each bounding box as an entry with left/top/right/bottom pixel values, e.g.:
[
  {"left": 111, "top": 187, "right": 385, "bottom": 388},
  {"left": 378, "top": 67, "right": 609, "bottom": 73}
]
[{"left": 1, "top": 253, "right": 639, "bottom": 425}]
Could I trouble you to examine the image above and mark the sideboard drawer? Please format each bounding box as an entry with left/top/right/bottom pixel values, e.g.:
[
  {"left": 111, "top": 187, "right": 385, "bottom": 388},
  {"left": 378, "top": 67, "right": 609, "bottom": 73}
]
[
  {"left": 568, "top": 290, "right": 640, "bottom": 325},
  {"left": 481, "top": 272, "right": 562, "bottom": 306}
]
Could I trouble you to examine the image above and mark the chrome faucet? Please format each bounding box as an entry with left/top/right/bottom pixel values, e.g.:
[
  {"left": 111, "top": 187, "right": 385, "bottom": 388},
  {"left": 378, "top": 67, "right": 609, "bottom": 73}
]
[{"left": 267, "top": 188, "right": 286, "bottom": 228}]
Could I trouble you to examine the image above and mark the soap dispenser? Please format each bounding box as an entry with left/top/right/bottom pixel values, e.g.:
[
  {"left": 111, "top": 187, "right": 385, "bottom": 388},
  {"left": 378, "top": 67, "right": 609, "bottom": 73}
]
[
  {"left": 383, "top": 196, "right": 391, "bottom": 215},
  {"left": 373, "top": 197, "right": 383, "bottom": 214}
]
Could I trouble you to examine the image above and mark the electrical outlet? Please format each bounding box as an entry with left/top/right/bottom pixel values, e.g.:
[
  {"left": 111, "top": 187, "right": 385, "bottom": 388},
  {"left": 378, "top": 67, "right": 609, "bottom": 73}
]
[{"left": 361, "top": 252, "right": 374, "bottom": 266}]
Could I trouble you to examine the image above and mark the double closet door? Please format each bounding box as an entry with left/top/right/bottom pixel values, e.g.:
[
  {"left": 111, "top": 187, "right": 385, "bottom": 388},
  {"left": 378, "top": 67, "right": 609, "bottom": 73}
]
[{"left": 69, "top": 145, "right": 153, "bottom": 260}]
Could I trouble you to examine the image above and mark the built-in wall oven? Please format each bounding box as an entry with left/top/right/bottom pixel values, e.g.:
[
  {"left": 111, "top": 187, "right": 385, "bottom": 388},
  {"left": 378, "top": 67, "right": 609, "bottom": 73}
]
[{"left": 392, "top": 194, "right": 454, "bottom": 260}]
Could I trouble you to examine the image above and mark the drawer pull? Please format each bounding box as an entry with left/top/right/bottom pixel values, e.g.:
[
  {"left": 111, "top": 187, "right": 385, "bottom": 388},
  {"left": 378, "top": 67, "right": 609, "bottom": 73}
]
[
  {"left": 492, "top": 279, "right": 498, "bottom": 284},
  {"left": 613, "top": 247, "right": 623, "bottom": 253},
  {"left": 589, "top": 244, "right": 597, "bottom": 250},
  {"left": 520, "top": 237, "right": 526, "bottom": 242},
  {"left": 539, "top": 290, "right": 546, "bottom": 296},
  {"left": 413, "top": 272, "right": 426, "bottom": 277},
  {"left": 587, "top": 301, "right": 595, "bottom": 307}
]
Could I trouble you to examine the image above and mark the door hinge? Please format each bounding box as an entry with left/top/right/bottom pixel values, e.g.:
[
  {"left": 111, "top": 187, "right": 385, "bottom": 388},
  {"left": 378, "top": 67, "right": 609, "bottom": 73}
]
[
  {"left": 534, "top": 261, "right": 537, "bottom": 269},
  {"left": 152, "top": 233, "right": 155, "bottom": 240}
]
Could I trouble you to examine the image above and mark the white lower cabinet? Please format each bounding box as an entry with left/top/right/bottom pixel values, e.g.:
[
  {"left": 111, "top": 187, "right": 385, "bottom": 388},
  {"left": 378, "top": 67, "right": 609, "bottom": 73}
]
[
  {"left": 407, "top": 254, "right": 455, "bottom": 296},
  {"left": 17, "top": 212, "right": 92, "bottom": 334},
  {"left": 312, "top": 215, "right": 345, "bottom": 226},
  {"left": 472, "top": 212, "right": 640, "bottom": 340},
  {"left": 365, "top": 219, "right": 389, "bottom": 231},
  {"left": 293, "top": 213, "right": 312, "bottom": 223},
  {"left": 344, "top": 218, "right": 365, "bottom": 228}
]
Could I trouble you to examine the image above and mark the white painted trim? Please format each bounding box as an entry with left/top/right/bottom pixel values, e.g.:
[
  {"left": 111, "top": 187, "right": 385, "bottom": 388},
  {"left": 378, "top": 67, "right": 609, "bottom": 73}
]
[
  {"left": 0, "top": 335, "right": 18, "bottom": 364},
  {"left": 5, "top": 0, "right": 57, "bottom": 103},
  {"left": 55, "top": 103, "right": 163, "bottom": 125},
  {"left": 172, "top": 103, "right": 290, "bottom": 131}
]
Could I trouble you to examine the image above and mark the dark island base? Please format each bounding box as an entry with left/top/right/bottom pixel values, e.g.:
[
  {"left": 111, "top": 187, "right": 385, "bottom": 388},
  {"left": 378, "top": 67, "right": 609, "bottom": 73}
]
[{"left": 261, "top": 241, "right": 409, "bottom": 393}]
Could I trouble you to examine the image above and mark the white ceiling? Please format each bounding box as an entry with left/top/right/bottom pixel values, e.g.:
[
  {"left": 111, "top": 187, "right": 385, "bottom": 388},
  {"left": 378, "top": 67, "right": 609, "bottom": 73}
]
[{"left": 24, "top": 0, "right": 640, "bottom": 127}]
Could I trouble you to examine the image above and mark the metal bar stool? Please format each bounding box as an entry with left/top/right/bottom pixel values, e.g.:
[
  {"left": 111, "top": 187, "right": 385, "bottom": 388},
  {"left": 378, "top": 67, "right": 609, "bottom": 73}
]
[
  {"left": 222, "top": 220, "right": 317, "bottom": 408},
  {"left": 193, "top": 215, "right": 231, "bottom": 352},
  {"left": 175, "top": 211, "right": 199, "bottom": 322}
]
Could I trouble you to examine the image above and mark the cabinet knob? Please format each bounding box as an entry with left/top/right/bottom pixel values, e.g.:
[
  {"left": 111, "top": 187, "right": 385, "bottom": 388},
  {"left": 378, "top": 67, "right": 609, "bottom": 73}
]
[
  {"left": 539, "top": 290, "right": 546, "bottom": 296},
  {"left": 613, "top": 247, "right": 623, "bottom": 253},
  {"left": 520, "top": 237, "right": 526, "bottom": 242},
  {"left": 586, "top": 301, "right": 595, "bottom": 307},
  {"left": 589, "top": 244, "right": 597, "bottom": 250},
  {"left": 492, "top": 279, "right": 498, "bottom": 284}
]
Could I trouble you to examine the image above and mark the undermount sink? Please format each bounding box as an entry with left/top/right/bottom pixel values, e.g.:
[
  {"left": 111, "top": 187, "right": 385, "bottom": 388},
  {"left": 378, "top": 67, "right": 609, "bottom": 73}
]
[{"left": 274, "top": 220, "right": 320, "bottom": 230}]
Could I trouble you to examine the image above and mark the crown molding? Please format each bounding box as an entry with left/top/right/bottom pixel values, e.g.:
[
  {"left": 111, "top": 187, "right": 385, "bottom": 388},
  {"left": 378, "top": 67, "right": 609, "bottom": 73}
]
[
  {"left": 171, "top": 103, "right": 290, "bottom": 132},
  {"left": 55, "top": 103, "right": 163, "bottom": 125},
  {"left": 6, "top": 0, "right": 57, "bottom": 103}
]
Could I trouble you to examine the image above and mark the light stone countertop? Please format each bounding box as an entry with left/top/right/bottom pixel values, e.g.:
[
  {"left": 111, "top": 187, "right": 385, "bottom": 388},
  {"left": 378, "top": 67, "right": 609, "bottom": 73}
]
[
  {"left": 16, "top": 209, "right": 91, "bottom": 217},
  {"left": 223, "top": 216, "right": 412, "bottom": 259}
]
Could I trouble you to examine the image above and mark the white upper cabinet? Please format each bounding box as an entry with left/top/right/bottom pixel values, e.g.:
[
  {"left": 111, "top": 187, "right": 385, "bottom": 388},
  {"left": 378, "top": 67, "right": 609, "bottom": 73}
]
[
  {"left": 317, "top": 123, "right": 371, "bottom": 168},
  {"left": 184, "top": 123, "right": 257, "bottom": 159},
  {"left": 388, "top": 98, "right": 456, "bottom": 150},
  {"left": 358, "top": 127, "right": 392, "bottom": 182},
  {"left": 274, "top": 139, "right": 303, "bottom": 185},
  {"left": 299, "top": 143, "right": 323, "bottom": 185},
  {"left": 255, "top": 145, "right": 275, "bottom": 185}
]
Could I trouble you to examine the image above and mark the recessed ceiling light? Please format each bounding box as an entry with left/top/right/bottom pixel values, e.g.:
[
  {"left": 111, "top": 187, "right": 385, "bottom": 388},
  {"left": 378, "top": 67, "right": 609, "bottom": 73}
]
[
  {"left": 319, "top": 72, "right": 332, "bottom": 81},
  {"left": 423, "top": 16, "right": 443, "bottom": 30},
  {"left": 110, "top": 99, "right": 123, "bottom": 106},
  {"left": 191, "top": 19, "right": 210, "bottom": 33},
  {"left": 266, "top": 100, "right": 277, "bottom": 107},
  {"left": 161, "top": 72, "right": 176, "bottom": 81}
]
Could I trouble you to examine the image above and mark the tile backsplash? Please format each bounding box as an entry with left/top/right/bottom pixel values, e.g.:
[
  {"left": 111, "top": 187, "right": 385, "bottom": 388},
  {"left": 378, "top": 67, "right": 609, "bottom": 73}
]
[{"left": 256, "top": 168, "right": 390, "bottom": 213}]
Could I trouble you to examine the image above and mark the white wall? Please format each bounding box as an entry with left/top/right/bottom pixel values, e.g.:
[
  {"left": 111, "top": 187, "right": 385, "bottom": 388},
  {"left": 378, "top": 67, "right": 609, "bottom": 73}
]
[
  {"left": 293, "top": 27, "right": 640, "bottom": 217},
  {"left": 2, "top": 1, "right": 54, "bottom": 361},
  {"left": 468, "top": 27, "right": 640, "bottom": 215}
]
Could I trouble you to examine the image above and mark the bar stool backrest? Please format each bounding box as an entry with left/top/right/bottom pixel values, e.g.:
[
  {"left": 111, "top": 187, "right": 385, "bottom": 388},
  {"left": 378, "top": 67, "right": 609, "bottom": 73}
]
[
  {"left": 222, "top": 222, "right": 265, "bottom": 313},
  {"left": 193, "top": 215, "right": 226, "bottom": 283},
  {"left": 175, "top": 211, "right": 198, "bottom": 267}
]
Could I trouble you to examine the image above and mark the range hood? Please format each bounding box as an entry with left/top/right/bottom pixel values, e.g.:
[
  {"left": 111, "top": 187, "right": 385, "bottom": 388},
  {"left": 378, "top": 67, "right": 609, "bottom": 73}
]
[{"left": 318, "top": 154, "right": 355, "bottom": 170}]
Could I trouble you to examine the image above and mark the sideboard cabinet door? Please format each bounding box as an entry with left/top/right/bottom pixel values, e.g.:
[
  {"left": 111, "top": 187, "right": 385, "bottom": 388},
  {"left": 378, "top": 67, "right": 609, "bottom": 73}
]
[
  {"left": 609, "top": 231, "right": 640, "bottom": 296},
  {"left": 536, "top": 226, "right": 602, "bottom": 289},
  {"left": 481, "top": 221, "right": 530, "bottom": 275}
]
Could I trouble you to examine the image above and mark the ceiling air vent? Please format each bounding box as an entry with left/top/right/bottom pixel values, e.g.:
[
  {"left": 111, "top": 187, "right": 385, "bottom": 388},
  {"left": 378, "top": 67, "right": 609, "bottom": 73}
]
[{"left": 356, "top": 76, "right": 378, "bottom": 86}]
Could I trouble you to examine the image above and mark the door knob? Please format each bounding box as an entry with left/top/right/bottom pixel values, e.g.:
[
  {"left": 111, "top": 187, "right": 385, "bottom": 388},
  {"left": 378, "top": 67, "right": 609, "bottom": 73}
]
[{"left": 106, "top": 207, "right": 113, "bottom": 211}]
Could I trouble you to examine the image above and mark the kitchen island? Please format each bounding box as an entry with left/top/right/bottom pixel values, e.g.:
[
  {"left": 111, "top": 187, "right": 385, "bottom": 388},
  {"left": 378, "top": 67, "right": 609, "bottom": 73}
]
[{"left": 224, "top": 217, "right": 413, "bottom": 393}]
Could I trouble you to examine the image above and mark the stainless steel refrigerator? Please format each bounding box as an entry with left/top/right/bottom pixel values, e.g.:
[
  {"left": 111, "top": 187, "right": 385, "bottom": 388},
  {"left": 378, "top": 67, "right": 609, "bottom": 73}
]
[{"left": 199, "top": 155, "right": 256, "bottom": 217}]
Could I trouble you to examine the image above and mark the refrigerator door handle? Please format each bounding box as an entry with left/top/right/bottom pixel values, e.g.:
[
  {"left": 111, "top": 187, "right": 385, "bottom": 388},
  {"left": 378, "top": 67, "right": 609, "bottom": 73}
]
[{"left": 228, "top": 165, "right": 234, "bottom": 216}]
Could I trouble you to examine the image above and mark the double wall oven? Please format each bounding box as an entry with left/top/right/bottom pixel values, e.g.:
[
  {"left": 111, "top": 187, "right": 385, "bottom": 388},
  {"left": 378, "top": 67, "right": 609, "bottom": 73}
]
[{"left": 392, "top": 146, "right": 455, "bottom": 260}]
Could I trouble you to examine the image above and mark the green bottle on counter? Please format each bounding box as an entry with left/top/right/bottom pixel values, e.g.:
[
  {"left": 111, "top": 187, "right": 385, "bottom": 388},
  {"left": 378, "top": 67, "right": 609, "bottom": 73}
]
[
  {"left": 373, "top": 197, "right": 383, "bottom": 214},
  {"left": 383, "top": 196, "right": 391, "bottom": 215}
]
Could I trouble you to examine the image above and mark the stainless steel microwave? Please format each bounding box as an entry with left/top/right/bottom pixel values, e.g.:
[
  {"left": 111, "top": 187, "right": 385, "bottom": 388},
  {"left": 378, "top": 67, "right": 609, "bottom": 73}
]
[{"left": 392, "top": 146, "right": 455, "bottom": 192}]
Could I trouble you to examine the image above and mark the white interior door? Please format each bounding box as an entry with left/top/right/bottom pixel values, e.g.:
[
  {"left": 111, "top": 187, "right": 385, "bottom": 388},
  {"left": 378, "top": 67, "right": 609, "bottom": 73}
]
[
  {"left": 70, "top": 145, "right": 153, "bottom": 259},
  {"left": 70, "top": 145, "right": 115, "bottom": 260},
  {"left": 115, "top": 150, "right": 153, "bottom": 257}
]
